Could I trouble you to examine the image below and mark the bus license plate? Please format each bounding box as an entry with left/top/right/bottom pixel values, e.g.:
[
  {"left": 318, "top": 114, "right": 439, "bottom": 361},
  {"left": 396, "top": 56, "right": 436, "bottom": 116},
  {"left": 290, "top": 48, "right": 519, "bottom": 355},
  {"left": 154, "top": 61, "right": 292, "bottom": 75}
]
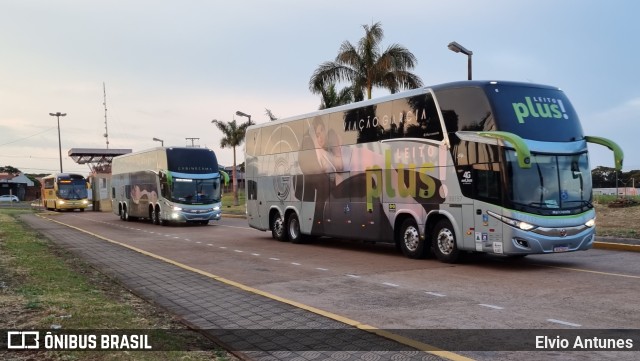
[{"left": 554, "top": 246, "right": 569, "bottom": 252}]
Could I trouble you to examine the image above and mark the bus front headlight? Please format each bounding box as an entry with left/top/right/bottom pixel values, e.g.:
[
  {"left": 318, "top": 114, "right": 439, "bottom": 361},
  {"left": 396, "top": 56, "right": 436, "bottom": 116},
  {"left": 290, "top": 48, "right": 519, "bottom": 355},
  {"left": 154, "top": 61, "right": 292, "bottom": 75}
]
[
  {"left": 487, "top": 210, "right": 538, "bottom": 231},
  {"left": 585, "top": 218, "right": 595, "bottom": 228},
  {"left": 173, "top": 206, "right": 182, "bottom": 211}
]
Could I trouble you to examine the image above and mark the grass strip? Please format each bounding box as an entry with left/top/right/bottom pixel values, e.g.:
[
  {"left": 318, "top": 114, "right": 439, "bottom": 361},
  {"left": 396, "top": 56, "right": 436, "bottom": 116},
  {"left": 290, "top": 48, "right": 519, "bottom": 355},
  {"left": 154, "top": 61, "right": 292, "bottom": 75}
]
[{"left": 0, "top": 209, "right": 233, "bottom": 361}]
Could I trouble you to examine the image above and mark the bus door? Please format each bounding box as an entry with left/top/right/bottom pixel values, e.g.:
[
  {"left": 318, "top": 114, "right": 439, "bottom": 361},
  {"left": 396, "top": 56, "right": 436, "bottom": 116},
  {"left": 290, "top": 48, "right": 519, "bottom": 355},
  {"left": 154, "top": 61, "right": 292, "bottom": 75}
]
[
  {"left": 325, "top": 171, "right": 382, "bottom": 241},
  {"left": 472, "top": 201, "right": 503, "bottom": 254},
  {"left": 324, "top": 172, "right": 353, "bottom": 238},
  {"left": 246, "top": 179, "right": 262, "bottom": 227},
  {"left": 470, "top": 162, "right": 504, "bottom": 253}
]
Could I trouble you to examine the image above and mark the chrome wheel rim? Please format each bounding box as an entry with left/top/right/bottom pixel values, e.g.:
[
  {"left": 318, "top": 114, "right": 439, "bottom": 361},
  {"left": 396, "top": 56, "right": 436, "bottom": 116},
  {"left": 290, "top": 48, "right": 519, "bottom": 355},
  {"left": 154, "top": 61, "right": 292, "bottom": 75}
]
[
  {"left": 273, "top": 215, "right": 284, "bottom": 237},
  {"left": 437, "top": 228, "right": 455, "bottom": 255},
  {"left": 403, "top": 226, "right": 420, "bottom": 252}
]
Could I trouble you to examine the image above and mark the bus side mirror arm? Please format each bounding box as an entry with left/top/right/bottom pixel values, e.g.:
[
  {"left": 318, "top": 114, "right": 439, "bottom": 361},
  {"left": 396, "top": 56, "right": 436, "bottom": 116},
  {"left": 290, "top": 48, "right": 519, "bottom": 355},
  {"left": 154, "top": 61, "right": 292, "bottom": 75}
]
[
  {"left": 220, "top": 170, "right": 230, "bottom": 186},
  {"left": 585, "top": 136, "right": 624, "bottom": 171},
  {"left": 477, "top": 131, "right": 532, "bottom": 169}
]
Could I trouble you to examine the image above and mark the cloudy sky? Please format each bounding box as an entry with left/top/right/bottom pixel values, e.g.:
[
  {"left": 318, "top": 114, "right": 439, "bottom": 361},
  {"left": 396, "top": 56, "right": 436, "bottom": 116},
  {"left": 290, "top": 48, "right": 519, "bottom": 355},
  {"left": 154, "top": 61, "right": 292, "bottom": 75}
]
[{"left": 1, "top": 0, "right": 639, "bottom": 175}]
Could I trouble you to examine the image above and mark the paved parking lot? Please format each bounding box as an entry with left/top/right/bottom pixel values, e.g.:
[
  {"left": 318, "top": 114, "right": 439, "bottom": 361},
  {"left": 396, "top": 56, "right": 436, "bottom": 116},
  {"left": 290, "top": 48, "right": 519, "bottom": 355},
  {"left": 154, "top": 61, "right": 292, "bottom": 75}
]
[{"left": 20, "top": 213, "right": 452, "bottom": 361}]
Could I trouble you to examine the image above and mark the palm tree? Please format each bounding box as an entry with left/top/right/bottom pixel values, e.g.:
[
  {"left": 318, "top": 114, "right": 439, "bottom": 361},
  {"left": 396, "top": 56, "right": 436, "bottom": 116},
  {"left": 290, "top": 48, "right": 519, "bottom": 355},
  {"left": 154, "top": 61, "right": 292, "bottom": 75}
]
[
  {"left": 310, "top": 81, "right": 354, "bottom": 109},
  {"left": 309, "top": 21, "right": 423, "bottom": 101},
  {"left": 211, "top": 118, "right": 254, "bottom": 206}
]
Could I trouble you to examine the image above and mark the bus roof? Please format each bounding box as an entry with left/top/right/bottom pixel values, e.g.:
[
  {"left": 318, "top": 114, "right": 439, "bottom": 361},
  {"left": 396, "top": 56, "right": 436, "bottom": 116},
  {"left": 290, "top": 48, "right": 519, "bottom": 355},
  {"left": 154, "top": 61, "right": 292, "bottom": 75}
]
[{"left": 248, "top": 80, "right": 561, "bottom": 130}]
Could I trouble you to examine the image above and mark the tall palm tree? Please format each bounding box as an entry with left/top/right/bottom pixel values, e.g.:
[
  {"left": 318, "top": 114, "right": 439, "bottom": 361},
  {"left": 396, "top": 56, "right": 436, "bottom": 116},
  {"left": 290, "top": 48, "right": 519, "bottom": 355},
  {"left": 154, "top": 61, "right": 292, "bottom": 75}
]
[
  {"left": 211, "top": 118, "right": 254, "bottom": 206},
  {"left": 311, "top": 81, "right": 354, "bottom": 110},
  {"left": 309, "top": 21, "right": 423, "bottom": 101}
]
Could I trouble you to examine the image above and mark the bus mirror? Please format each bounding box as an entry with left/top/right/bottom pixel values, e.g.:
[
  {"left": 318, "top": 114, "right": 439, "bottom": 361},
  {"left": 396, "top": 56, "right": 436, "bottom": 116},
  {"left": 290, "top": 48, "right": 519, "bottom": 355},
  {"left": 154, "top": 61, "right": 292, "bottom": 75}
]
[
  {"left": 478, "top": 131, "right": 532, "bottom": 169},
  {"left": 585, "top": 136, "right": 624, "bottom": 171}
]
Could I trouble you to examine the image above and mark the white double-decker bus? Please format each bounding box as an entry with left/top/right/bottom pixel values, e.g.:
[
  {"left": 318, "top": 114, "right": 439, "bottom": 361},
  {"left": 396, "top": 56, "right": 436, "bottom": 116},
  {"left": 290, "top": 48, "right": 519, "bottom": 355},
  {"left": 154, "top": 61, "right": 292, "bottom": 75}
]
[
  {"left": 111, "top": 147, "right": 224, "bottom": 225},
  {"left": 245, "top": 81, "right": 623, "bottom": 263}
]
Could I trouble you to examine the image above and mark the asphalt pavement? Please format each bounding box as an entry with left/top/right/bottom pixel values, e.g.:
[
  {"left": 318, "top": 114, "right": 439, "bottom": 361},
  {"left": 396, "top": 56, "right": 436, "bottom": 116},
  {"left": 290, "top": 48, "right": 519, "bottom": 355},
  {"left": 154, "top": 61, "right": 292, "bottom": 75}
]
[
  {"left": 19, "top": 213, "right": 453, "bottom": 361},
  {"left": 16, "top": 212, "right": 640, "bottom": 361}
]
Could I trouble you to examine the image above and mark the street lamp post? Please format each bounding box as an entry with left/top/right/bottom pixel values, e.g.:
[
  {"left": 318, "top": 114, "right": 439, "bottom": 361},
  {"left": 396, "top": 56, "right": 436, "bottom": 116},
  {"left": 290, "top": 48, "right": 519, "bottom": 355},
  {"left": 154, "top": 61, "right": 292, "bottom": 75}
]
[
  {"left": 152, "top": 137, "right": 164, "bottom": 147},
  {"left": 447, "top": 41, "right": 473, "bottom": 80},
  {"left": 49, "top": 112, "right": 67, "bottom": 173},
  {"left": 235, "top": 110, "right": 251, "bottom": 124}
]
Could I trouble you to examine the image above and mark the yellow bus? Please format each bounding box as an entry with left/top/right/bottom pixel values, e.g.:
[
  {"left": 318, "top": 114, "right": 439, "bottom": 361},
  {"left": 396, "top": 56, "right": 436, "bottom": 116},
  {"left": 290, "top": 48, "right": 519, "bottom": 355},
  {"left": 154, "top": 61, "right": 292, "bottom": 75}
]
[{"left": 42, "top": 173, "right": 90, "bottom": 211}]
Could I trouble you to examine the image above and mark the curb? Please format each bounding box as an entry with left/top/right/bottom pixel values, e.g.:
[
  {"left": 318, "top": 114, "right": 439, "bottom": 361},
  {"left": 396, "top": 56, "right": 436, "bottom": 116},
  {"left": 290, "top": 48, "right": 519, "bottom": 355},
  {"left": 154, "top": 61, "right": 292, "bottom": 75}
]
[{"left": 593, "top": 241, "right": 640, "bottom": 253}]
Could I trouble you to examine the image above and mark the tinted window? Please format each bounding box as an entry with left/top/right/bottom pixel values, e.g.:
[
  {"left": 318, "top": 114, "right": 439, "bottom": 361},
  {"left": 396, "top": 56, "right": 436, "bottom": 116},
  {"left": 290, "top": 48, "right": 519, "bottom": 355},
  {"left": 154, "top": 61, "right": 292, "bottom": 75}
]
[
  {"left": 167, "top": 148, "right": 218, "bottom": 174},
  {"left": 486, "top": 84, "right": 583, "bottom": 142},
  {"left": 341, "top": 93, "right": 442, "bottom": 143},
  {"left": 435, "top": 87, "right": 495, "bottom": 135},
  {"left": 454, "top": 141, "right": 502, "bottom": 204}
]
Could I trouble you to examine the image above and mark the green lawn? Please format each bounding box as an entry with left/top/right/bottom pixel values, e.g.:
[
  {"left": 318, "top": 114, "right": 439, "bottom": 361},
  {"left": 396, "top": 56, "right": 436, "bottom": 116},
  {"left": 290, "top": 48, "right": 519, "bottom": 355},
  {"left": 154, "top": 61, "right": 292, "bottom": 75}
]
[
  {"left": 0, "top": 209, "right": 232, "bottom": 360},
  {"left": 221, "top": 189, "right": 245, "bottom": 216}
]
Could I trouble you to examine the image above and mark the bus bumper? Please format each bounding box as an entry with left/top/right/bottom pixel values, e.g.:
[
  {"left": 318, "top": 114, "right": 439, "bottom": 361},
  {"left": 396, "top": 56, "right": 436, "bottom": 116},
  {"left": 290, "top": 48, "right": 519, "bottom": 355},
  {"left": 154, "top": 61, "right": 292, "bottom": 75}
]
[
  {"left": 168, "top": 208, "right": 222, "bottom": 223},
  {"left": 500, "top": 226, "right": 595, "bottom": 255}
]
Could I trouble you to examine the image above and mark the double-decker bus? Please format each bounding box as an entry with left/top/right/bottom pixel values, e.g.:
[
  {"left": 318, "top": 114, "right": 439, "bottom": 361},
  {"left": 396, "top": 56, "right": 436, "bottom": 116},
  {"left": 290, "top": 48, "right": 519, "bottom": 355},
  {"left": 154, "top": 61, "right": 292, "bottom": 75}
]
[
  {"left": 244, "top": 81, "right": 623, "bottom": 263},
  {"left": 111, "top": 147, "right": 224, "bottom": 225},
  {"left": 41, "top": 173, "right": 90, "bottom": 211}
]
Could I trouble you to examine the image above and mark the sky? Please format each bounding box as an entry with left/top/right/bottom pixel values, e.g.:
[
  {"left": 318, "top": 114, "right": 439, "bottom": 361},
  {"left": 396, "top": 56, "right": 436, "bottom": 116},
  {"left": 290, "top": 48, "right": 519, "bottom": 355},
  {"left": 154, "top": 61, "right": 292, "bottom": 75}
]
[{"left": 1, "top": 0, "right": 639, "bottom": 176}]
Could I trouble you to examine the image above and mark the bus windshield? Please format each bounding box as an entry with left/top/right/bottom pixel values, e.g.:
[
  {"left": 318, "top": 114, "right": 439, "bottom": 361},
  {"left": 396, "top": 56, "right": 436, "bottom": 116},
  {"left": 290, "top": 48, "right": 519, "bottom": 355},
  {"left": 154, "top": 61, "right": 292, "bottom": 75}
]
[
  {"left": 506, "top": 151, "right": 592, "bottom": 215},
  {"left": 171, "top": 177, "right": 221, "bottom": 205},
  {"left": 57, "top": 180, "right": 88, "bottom": 200}
]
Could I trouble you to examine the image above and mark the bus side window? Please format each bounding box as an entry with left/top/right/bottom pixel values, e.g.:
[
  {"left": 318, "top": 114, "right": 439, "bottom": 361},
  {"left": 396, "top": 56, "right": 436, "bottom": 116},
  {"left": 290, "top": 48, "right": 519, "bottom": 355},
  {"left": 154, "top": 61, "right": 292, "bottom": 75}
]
[
  {"left": 454, "top": 141, "right": 501, "bottom": 204},
  {"left": 159, "top": 173, "right": 169, "bottom": 198}
]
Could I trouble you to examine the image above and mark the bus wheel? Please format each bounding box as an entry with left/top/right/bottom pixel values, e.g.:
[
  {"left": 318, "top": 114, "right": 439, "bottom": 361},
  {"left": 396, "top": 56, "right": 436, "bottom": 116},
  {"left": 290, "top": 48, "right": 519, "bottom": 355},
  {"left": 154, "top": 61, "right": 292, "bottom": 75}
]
[
  {"left": 123, "top": 207, "right": 130, "bottom": 221},
  {"left": 271, "top": 212, "right": 287, "bottom": 242},
  {"left": 432, "top": 219, "right": 460, "bottom": 263},
  {"left": 152, "top": 207, "right": 160, "bottom": 225},
  {"left": 399, "top": 218, "right": 427, "bottom": 259},
  {"left": 287, "top": 213, "right": 306, "bottom": 244}
]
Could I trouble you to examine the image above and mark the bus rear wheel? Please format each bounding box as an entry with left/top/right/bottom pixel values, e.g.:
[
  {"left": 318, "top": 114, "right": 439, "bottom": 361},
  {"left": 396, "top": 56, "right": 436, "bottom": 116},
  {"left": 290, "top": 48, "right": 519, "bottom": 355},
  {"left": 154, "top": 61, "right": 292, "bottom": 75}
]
[
  {"left": 271, "top": 212, "right": 287, "bottom": 242},
  {"left": 399, "top": 218, "right": 427, "bottom": 259},
  {"left": 287, "top": 213, "right": 306, "bottom": 244},
  {"left": 432, "top": 219, "right": 460, "bottom": 263},
  {"left": 152, "top": 207, "right": 161, "bottom": 225}
]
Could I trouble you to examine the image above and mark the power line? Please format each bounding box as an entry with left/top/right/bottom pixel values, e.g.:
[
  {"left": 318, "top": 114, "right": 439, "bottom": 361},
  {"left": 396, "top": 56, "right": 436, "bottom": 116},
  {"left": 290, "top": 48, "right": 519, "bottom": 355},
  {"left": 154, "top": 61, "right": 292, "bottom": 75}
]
[
  {"left": 1, "top": 154, "right": 58, "bottom": 160},
  {"left": 0, "top": 127, "right": 56, "bottom": 147}
]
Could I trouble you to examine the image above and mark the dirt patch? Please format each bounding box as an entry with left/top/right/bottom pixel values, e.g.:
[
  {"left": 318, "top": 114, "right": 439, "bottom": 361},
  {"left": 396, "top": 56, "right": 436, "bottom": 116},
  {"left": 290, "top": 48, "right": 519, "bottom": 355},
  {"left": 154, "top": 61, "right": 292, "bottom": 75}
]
[{"left": 595, "top": 202, "right": 640, "bottom": 239}]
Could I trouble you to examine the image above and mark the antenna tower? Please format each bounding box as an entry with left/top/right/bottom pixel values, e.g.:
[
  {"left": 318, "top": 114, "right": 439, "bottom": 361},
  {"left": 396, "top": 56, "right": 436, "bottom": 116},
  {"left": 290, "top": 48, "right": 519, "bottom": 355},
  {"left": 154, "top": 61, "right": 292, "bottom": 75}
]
[{"left": 103, "top": 82, "right": 110, "bottom": 149}]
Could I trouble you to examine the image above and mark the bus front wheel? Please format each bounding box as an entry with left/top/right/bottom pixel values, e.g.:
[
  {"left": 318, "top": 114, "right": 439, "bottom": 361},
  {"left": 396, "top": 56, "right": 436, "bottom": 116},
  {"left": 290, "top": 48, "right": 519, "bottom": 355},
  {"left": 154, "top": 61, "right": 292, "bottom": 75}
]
[
  {"left": 432, "top": 219, "right": 460, "bottom": 263},
  {"left": 399, "top": 218, "right": 427, "bottom": 259}
]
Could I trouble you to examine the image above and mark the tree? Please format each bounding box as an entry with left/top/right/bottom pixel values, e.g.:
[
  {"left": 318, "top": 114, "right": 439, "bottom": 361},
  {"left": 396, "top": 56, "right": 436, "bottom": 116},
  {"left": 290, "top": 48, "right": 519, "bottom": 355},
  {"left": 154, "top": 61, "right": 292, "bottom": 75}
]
[
  {"left": 309, "top": 21, "right": 423, "bottom": 102},
  {"left": 591, "top": 166, "right": 616, "bottom": 188},
  {"left": 0, "top": 165, "right": 21, "bottom": 175},
  {"left": 311, "top": 82, "right": 354, "bottom": 110},
  {"left": 211, "top": 118, "right": 254, "bottom": 206},
  {"left": 265, "top": 108, "right": 278, "bottom": 121}
]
